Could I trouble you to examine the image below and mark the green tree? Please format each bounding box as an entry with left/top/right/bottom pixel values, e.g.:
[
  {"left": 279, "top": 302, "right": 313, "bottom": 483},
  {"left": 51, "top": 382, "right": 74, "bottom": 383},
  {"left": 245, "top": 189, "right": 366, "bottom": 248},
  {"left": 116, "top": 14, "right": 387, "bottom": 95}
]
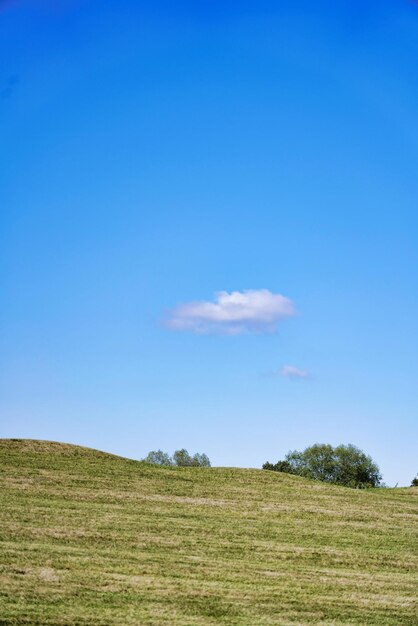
[
  {"left": 192, "top": 453, "right": 211, "bottom": 467},
  {"left": 143, "top": 450, "right": 173, "bottom": 466},
  {"left": 411, "top": 475, "right": 418, "bottom": 487},
  {"left": 173, "top": 449, "right": 194, "bottom": 466},
  {"left": 332, "top": 444, "right": 381, "bottom": 488},
  {"left": 263, "top": 443, "right": 382, "bottom": 488},
  {"left": 286, "top": 444, "right": 336, "bottom": 482},
  {"left": 145, "top": 449, "right": 211, "bottom": 467},
  {"left": 262, "top": 460, "right": 293, "bottom": 473}
]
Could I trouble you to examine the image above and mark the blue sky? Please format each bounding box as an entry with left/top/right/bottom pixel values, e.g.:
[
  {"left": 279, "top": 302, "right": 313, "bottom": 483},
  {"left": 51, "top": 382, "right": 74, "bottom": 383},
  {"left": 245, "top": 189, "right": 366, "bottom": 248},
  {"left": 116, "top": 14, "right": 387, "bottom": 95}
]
[{"left": 1, "top": 0, "right": 417, "bottom": 485}]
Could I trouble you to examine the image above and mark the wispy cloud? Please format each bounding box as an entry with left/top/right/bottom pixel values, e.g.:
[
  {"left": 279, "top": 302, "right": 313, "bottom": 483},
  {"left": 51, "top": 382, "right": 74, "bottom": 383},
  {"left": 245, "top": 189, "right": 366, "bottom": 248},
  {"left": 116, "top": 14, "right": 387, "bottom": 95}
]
[
  {"left": 165, "top": 289, "right": 295, "bottom": 335},
  {"left": 280, "top": 365, "right": 310, "bottom": 379}
]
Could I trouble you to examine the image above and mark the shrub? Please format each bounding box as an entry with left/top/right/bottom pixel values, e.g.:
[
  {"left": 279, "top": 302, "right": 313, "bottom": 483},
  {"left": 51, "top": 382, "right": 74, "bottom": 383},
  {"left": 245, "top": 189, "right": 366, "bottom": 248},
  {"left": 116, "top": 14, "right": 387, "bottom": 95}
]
[{"left": 411, "top": 475, "right": 418, "bottom": 487}]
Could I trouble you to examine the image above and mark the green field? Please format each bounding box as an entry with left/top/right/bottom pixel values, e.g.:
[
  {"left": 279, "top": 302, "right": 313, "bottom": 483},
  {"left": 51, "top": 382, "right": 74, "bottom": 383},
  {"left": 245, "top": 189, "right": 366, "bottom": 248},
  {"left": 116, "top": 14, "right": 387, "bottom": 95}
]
[{"left": 0, "top": 439, "right": 417, "bottom": 625}]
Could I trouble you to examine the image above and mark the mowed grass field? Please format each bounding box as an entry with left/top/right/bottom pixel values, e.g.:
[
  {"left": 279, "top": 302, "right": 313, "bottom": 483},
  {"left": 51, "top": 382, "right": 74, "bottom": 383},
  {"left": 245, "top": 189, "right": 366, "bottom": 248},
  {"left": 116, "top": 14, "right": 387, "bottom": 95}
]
[{"left": 0, "top": 439, "right": 417, "bottom": 626}]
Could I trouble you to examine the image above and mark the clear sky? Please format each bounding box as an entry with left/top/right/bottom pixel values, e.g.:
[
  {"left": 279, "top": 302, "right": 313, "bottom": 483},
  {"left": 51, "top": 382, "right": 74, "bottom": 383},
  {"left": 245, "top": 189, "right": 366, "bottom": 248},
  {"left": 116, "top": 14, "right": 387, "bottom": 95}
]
[{"left": 1, "top": 0, "right": 417, "bottom": 485}]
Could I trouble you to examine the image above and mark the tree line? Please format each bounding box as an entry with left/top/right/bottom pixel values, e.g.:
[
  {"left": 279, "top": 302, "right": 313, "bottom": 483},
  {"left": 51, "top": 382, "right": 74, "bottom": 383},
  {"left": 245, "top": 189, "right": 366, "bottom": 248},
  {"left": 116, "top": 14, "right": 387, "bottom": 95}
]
[
  {"left": 143, "top": 448, "right": 211, "bottom": 467},
  {"left": 143, "top": 442, "right": 417, "bottom": 488}
]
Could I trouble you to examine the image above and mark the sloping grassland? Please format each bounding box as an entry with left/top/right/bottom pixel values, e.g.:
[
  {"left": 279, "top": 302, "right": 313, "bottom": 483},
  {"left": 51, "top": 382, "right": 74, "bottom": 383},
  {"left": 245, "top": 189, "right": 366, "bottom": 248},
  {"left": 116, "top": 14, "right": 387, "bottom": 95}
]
[{"left": 0, "top": 439, "right": 417, "bottom": 625}]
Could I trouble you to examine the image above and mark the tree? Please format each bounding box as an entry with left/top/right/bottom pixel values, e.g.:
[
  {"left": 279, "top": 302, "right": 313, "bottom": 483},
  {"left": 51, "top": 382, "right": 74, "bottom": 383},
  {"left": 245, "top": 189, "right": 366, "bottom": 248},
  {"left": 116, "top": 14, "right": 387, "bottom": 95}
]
[
  {"left": 192, "top": 453, "right": 211, "bottom": 467},
  {"left": 143, "top": 450, "right": 173, "bottom": 466},
  {"left": 411, "top": 475, "right": 418, "bottom": 487},
  {"left": 332, "top": 444, "right": 381, "bottom": 488},
  {"left": 173, "top": 448, "right": 194, "bottom": 466},
  {"left": 144, "top": 448, "right": 211, "bottom": 468},
  {"left": 263, "top": 443, "right": 382, "bottom": 488},
  {"left": 173, "top": 449, "right": 211, "bottom": 467},
  {"left": 262, "top": 460, "right": 293, "bottom": 473},
  {"left": 286, "top": 444, "right": 336, "bottom": 482}
]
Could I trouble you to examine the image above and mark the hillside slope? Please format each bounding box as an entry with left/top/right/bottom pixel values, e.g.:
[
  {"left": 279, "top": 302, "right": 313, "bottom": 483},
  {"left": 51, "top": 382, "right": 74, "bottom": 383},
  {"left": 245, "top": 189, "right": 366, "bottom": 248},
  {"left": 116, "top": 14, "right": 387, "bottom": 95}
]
[{"left": 0, "top": 439, "right": 416, "bottom": 625}]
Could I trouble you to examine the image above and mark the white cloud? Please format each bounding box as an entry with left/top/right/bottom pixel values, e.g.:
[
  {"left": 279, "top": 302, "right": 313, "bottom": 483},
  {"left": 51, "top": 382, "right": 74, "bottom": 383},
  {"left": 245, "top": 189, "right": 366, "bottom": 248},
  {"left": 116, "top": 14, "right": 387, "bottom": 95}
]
[
  {"left": 280, "top": 365, "right": 310, "bottom": 379},
  {"left": 165, "top": 289, "right": 295, "bottom": 334}
]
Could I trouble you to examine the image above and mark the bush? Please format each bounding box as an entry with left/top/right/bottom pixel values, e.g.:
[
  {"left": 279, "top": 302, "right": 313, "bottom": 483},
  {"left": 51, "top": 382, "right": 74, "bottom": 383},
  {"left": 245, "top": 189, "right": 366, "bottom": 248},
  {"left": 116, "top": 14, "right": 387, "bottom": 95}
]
[
  {"left": 411, "top": 475, "right": 418, "bottom": 487},
  {"left": 144, "top": 448, "right": 211, "bottom": 468},
  {"left": 263, "top": 443, "right": 382, "bottom": 488}
]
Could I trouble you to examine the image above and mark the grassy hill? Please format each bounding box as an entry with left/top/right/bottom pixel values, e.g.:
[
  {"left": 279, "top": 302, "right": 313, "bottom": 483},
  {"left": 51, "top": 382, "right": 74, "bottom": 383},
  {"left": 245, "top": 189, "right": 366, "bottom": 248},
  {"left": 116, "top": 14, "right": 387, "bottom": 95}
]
[{"left": 0, "top": 439, "right": 417, "bottom": 625}]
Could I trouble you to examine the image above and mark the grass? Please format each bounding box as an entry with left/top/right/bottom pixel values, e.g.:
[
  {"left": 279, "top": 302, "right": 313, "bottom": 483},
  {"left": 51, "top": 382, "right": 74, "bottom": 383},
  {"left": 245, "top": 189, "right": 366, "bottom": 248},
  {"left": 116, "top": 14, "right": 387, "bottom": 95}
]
[{"left": 0, "top": 439, "right": 417, "bottom": 625}]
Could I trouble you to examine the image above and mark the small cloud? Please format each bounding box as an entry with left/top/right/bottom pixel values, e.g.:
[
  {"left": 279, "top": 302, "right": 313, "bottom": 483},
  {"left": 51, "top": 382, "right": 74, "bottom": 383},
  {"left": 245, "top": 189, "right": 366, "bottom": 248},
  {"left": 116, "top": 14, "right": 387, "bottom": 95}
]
[
  {"left": 165, "top": 289, "right": 295, "bottom": 335},
  {"left": 280, "top": 365, "right": 311, "bottom": 379}
]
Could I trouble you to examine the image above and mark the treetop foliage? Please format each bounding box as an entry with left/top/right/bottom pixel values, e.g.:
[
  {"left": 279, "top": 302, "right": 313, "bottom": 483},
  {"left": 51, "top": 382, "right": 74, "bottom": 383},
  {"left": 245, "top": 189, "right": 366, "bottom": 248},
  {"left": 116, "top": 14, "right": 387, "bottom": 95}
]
[
  {"left": 144, "top": 448, "right": 211, "bottom": 468},
  {"left": 263, "top": 443, "right": 382, "bottom": 489},
  {"left": 143, "top": 450, "right": 173, "bottom": 466},
  {"left": 262, "top": 460, "right": 293, "bottom": 473}
]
